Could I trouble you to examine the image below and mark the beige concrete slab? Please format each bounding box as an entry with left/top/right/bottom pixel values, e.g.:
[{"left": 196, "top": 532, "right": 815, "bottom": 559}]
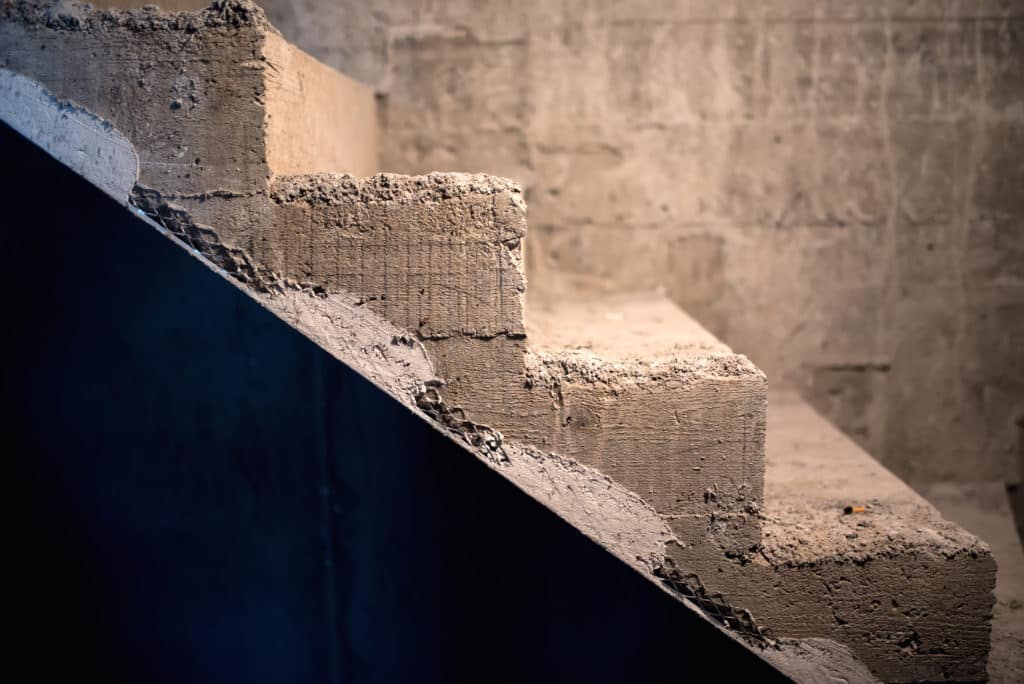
[
  {"left": 426, "top": 292, "right": 766, "bottom": 554},
  {"left": 527, "top": 291, "right": 731, "bottom": 360},
  {"left": 262, "top": 31, "right": 378, "bottom": 179},
  {"left": 667, "top": 391, "right": 996, "bottom": 682}
]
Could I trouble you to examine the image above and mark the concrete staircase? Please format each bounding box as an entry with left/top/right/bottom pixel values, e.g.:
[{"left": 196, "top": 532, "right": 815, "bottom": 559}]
[{"left": 0, "top": 2, "right": 996, "bottom": 681}]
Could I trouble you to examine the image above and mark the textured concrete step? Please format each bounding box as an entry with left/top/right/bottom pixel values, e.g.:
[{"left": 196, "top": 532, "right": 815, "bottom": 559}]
[
  {"left": 133, "top": 172, "right": 528, "bottom": 337},
  {"left": 665, "top": 391, "right": 996, "bottom": 682},
  {"left": 527, "top": 293, "right": 767, "bottom": 552},
  {"left": 0, "top": 0, "right": 377, "bottom": 202},
  {"left": 426, "top": 291, "right": 767, "bottom": 556}
]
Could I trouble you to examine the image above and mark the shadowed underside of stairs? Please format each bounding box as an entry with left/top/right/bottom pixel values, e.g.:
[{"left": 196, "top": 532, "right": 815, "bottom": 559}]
[{"left": 0, "top": 2, "right": 997, "bottom": 681}]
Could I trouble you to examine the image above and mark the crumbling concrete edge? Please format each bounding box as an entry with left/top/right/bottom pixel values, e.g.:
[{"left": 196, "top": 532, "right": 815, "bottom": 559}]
[
  {"left": 526, "top": 347, "right": 766, "bottom": 386},
  {"left": 2, "top": 0, "right": 273, "bottom": 33},
  {"left": 0, "top": 69, "right": 878, "bottom": 683},
  {"left": 0, "top": 68, "right": 137, "bottom": 202}
]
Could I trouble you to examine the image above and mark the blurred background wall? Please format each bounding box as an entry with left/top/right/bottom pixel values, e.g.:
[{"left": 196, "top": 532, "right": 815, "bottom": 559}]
[{"left": 89, "top": 0, "right": 1024, "bottom": 486}]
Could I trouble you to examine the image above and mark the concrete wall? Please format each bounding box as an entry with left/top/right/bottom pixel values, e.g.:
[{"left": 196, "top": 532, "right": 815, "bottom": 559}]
[{"left": 259, "top": 0, "right": 1024, "bottom": 484}]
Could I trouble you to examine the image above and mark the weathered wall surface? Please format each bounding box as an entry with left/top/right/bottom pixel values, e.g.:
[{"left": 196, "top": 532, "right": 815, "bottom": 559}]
[{"left": 262, "top": 0, "right": 1024, "bottom": 484}]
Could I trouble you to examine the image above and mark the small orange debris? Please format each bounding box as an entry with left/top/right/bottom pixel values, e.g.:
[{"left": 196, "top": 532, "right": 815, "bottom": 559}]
[{"left": 843, "top": 505, "right": 867, "bottom": 515}]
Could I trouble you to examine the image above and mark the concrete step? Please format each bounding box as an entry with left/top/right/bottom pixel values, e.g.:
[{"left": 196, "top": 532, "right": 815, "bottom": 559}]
[
  {"left": 0, "top": 0, "right": 377, "bottom": 203},
  {"left": 664, "top": 391, "right": 996, "bottom": 682},
  {"left": 132, "top": 171, "right": 528, "bottom": 336},
  {"left": 423, "top": 290, "right": 767, "bottom": 557},
  {"left": 525, "top": 292, "right": 766, "bottom": 553}
]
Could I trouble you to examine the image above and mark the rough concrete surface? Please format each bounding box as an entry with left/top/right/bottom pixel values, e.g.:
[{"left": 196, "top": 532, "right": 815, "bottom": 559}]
[
  {"left": 262, "top": 0, "right": 1024, "bottom": 486},
  {"left": 762, "top": 638, "right": 880, "bottom": 684},
  {"left": 0, "top": 68, "right": 137, "bottom": 201},
  {"left": 0, "top": 0, "right": 377, "bottom": 198},
  {"left": 132, "top": 171, "right": 528, "bottom": 338},
  {"left": 419, "top": 289, "right": 768, "bottom": 556},
  {"left": 917, "top": 482, "right": 1024, "bottom": 684},
  {"left": 1, "top": 3, "right": 1004, "bottom": 681},
  {"left": 668, "top": 391, "right": 996, "bottom": 682},
  {"left": 524, "top": 292, "right": 767, "bottom": 553},
  {"left": 1, "top": 0, "right": 273, "bottom": 195},
  {"left": 261, "top": 29, "right": 378, "bottom": 179}
]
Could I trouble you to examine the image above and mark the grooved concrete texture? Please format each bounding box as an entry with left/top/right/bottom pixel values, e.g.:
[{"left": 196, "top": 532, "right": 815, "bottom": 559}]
[
  {"left": 667, "top": 391, "right": 996, "bottom": 682},
  {"left": 0, "top": 0, "right": 377, "bottom": 198},
  {"left": 427, "top": 292, "right": 767, "bottom": 553},
  {"left": 260, "top": 0, "right": 1024, "bottom": 486},
  {"left": 133, "top": 173, "right": 528, "bottom": 338}
]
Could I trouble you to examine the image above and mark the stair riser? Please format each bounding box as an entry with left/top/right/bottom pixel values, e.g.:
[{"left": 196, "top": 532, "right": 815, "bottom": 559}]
[
  {"left": 671, "top": 544, "right": 995, "bottom": 682},
  {"left": 138, "top": 181, "right": 527, "bottom": 339},
  {"left": 426, "top": 337, "right": 766, "bottom": 555}
]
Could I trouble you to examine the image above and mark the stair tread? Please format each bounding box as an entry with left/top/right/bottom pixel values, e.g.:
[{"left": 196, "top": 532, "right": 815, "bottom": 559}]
[
  {"left": 762, "top": 391, "right": 987, "bottom": 567},
  {"left": 526, "top": 292, "right": 761, "bottom": 381},
  {"left": 528, "top": 291, "right": 729, "bottom": 359}
]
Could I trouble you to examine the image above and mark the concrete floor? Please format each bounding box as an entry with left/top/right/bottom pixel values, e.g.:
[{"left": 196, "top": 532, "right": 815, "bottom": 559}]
[{"left": 917, "top": 482, "right": 1024, "bottom": 684}]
